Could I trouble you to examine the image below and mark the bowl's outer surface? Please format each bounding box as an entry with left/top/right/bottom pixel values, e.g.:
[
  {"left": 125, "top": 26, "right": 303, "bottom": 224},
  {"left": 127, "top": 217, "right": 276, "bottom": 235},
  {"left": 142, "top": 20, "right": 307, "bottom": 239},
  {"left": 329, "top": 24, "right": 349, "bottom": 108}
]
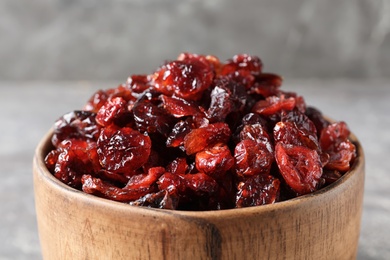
[{"left": 33, "top": 130, "right": 365, "bottom": 260}]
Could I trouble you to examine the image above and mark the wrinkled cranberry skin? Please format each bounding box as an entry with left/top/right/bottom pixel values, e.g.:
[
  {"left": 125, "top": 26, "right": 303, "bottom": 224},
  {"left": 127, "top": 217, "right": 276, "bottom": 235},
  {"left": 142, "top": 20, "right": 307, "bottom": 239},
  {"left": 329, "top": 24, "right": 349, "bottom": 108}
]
[
  {"left": 132, "top": 101, "right": 174, "bottom": 136},
  {"left": 166, "top": 120, "right": 194, "bottom": 148},
  {"left": 97, "top": 126, "right": 151, "bottom": 174},
  {"left": 236, "top": 175, "right": 280, "bottom": 207},
  {"left": 160, "top": 95, "right": 200, "bottom": 118},
  {"left": 207, "top": 77, "right": 247, "bottom": 122},
  {"left": 249, "top": 73, "right": 282, "bottom": 97},
  {"left": 275, "top": 143, "right": 322, "bottom": 195},
  {"left": 184, "top": 122, "right": 231, "bottom": 155},
  {"left": 152, "top": 59, "right": 214, "bottom": 101},
  {"left": 239, "top": 123, "right": 274, "bottom": 154},
  {"left": 221, "top": 54, "right": 263, "bottom": 76},
  {"left": 234, "top": 139, "right": 273, "bottom": 177},
  {"left": 84, "top": 90, "right": 109, "bottom": 113},
  {"left": 320, "top": 122, "right": 356, "bottom": 172},
  {"left": 195, "top": 143, "right": 234, "bottom": 179},
  {"left": 51, "top": 110, "right": 101, "bottom": 147},
  {"left": 252, "top": 95, "right": 296, "bottom": 116},
  {"left": 53, "top": 139, "right": 100, "bottom": 189},
  {"left": 126, "top": 74, "right": 151, "bottom": 94},
  {"left": 96, "top": 97, "right": 129, "bottom": 127}
]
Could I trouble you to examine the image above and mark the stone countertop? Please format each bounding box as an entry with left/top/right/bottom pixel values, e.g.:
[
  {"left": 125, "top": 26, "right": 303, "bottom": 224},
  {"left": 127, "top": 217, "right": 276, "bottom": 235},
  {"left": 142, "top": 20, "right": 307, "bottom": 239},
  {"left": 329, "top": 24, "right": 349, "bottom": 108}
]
[{"left": 1, "top": 80, "right": 389, "bottom": 259}]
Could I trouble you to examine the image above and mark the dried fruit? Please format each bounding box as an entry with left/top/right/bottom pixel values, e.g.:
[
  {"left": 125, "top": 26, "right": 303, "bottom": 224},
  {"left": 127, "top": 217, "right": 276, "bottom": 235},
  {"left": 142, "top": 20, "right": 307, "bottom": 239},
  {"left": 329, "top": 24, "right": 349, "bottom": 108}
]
[
  {"left": 51, "top": 111, "right": 100, "bottom": 147},
  {"left": 45, "top": 52, "right": 357, "bottom": 210},
  {"left": 320, "top": 122, "right": 356, "bottom": 172},
  {"left": 97, "top": 126, "right": 151, "bottom": 174},
  {"left": 236, "top": 175, "right": 280, "bottom": 207},
  {"left": 195, "top": 143, "right": 234, "bottom": 179},
  {"left": 234, "top": 139, "right": 273, "bottom": 177},
  {"left": 275, "top": 143, "right": 322, "bottom": 195},
  {"left": 183, "top": 122, "right": 231, "bottom": 155},
  {"left": 152, "top": 59, "right": 214, "bottom": 100}
]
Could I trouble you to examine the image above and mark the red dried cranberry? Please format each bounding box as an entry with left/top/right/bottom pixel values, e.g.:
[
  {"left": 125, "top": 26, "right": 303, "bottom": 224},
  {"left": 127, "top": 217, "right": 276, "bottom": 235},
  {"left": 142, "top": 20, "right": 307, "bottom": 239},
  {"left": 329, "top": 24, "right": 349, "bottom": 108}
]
[
  {"left": 305, "top": 106, "right": 330, "bottom": 137},
  {"left": 54, "top": 139, "right": 100, "bottom": 189},
  {"left": 157, "top": 172, "right": 186, "bottom": 194},
  {"left": 249, "top": 73, "right": 282, "bottom": 97},
  {"left": 126, "top": 74, "right": 151, "bottom": 94},
  {"left": 51, "top": 110, "right": 101, "bottom": 147},
  {"left": 83, "top": 90, "right": 109, "bottom": 112},
  {"left": 166, "top": 157, "right": 188, "bottom": 175},
  {"left": 97, "top": 126, "right": 151, "bottom": 174},
  {"left": 96, "top": 97, "right": 129, "bottom": 127},
  {"left": 166, "top": 119, "right": 195, "bottom": 148},
  {"left": 252, "top": 95, "right": 296, "bottom": 116},
  {"left": 152, "top": 59, "right": 214, "bottom": 101},
  {"left": 275, "top": 143, "right": 322, "bottom": 195},
  {"left": 132, "top": 100, "right": 174, "bottom": 136},
  {"left": 274, "top": 110, "right": 319, "bottom": 151},
  {"left": 234, "top": 139, "right": 273, "bottom": 177},
  {"left": 207, "top": 77, "right": 247, "bottom": 122},
  {"left": 320, "top": 122, "right": 356, "bottom": 172},
  {"left": 236, "top": 175, "right": 280, "bottom": 207},
  {"left": 46, "top": 52, "right": 358, "bottom": 210},
  {"left": 239, "top": 123, "right": 273, "bottom": 154},
  {"left": 160, "top": 95, "right": 200, "bottom": 118},
  {"left": 221, "top": 54, "right": 263, "bottom": 76},
  {"left": 195, "top": 143, "right": 234, "bottom": 179},
  {"left": 183, "top": 122, "right": 231, "bottom": 155},
  {"left": 184, "top": 172, "right": 218, "bottom": 195}
]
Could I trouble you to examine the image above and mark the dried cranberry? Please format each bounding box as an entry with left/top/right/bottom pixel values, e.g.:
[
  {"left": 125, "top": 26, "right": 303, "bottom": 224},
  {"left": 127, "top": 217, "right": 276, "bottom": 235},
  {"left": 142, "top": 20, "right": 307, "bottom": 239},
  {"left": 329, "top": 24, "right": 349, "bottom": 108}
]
[
  {"left": 239, "top": 123, "right": 273, "bottom": 154},
  {"left": 166, "top": 157, "right": 188, "bottom": 175},
  {"left": 249, "top": 73, "right": 282, "bottom": 97},
  {"left": 183, "top": 122, "right": 231, "bottom": 155},
  {"left": 97, "top": 126, "right": 151, "bottom": 174},
  {"left": 157, "top": 172, "right": 186, "bottom": 194},
  {"left": 54, "top": 139, "right": 100, "bottom": 189},
  {"left": 132, "top": 100, "right": 174, "bottom": 136},
  {"left": 252, "top": 95, "right": 296, "bottom": 116},
  {"left": 46, "top": 52, "right": 358, "bottom": 210},
  {"left": 126, "top": 74, "right": 151, "bottom": 94},
  {"left": 320, "top": 122, "right": 356, "bottom": 172},
  {"left": 275, "top": 143, "right": 322, "bottom": 195},
  {"left": 96, "top": 97, "right": 129, "bottom": 127},
  {"left": 207, "top": 77, "right": 247, "bottom": 122},
  {"left": 152, "top": 58, "right": 214, "bottom": 100},
  {"left": 274, "top": 110, "right": 319, "bottom": 151},
  {"left": 305, "top": 106, "right": 330, "bottom": 137},
  {"left": 166, "top": 119, "right": 195, "bottom": 148},
  {"left": 234, "top": 139, "right": 273, "bottom": 177},
  {"left": 236, "top": 175, "right": 280, "bottom": 207},
  {"left": 160, "top": 95, "right": 200, "bottom": 118},
  {"left": 83, "top": 90, "right": 109, "bottom": 112},
  {"left": 195, "top": 143, "right": 234, "bottom": 179},
  {"left": 184, "top": 172, "right": 218, "bottom": 195},
  {"left": 221, "top": 54, "right": 263, "bottom": 76},
  {"left": 52, "top": 110, "right": 101, "bottom": 147}
]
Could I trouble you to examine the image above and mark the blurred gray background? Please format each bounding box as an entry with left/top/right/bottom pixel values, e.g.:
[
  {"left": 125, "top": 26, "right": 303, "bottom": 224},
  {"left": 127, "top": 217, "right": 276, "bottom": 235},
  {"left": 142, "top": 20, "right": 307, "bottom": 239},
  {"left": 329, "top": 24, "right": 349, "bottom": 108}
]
[
  {"left": 1, "top": 1, "right": 390, "bottom": 260},
  {"left": 1, "top": 0, "right": 390, "bottom": 81}
]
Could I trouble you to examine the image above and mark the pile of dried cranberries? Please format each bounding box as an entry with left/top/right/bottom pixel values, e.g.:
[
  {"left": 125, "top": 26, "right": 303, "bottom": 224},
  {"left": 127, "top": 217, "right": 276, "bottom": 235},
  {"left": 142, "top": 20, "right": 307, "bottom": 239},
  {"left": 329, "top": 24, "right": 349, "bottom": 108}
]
[{"left": 45, "top": 53, "right": 357, "bottom": 210}]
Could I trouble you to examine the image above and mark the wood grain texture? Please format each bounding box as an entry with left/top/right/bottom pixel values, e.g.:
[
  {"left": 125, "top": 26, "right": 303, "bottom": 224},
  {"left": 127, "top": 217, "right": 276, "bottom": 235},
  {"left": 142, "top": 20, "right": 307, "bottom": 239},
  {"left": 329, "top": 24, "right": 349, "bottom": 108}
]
[{"left": 33, "top": 129, "right": 364, "bottom": 260}]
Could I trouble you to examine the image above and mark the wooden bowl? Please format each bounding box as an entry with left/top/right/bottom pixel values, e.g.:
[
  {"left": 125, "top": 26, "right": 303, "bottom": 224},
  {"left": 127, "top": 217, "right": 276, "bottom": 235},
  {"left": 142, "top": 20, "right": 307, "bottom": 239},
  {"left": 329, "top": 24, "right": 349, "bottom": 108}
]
[{"left": 33, "top": 130, "right": 365, "bottom": 260}]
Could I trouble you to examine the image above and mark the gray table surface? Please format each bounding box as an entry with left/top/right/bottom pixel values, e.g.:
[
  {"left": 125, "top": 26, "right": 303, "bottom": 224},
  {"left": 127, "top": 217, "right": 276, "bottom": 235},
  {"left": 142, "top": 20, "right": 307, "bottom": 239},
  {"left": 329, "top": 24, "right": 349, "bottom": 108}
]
[{"left": 1, "top": 79, "right": 389, "bottom": 259}]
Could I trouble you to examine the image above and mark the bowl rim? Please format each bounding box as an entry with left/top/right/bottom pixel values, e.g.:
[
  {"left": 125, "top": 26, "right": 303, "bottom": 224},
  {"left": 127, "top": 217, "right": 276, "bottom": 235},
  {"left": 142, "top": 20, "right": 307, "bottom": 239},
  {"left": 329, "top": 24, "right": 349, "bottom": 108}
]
[{"left": 34, "top": 128, "right": 364, "bottom": 218}]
